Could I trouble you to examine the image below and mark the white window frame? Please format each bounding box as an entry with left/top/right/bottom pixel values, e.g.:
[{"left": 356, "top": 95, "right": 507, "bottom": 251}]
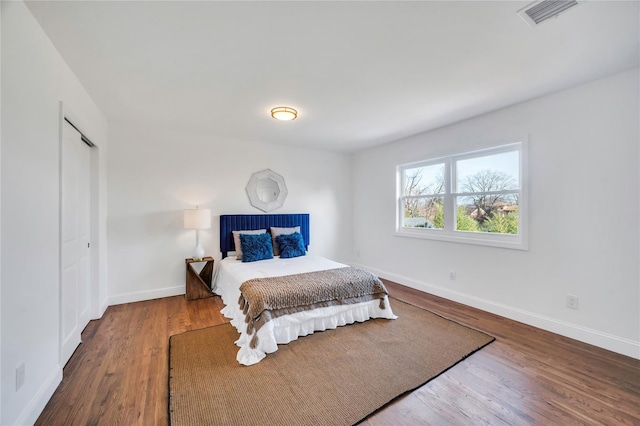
[{"left": 396, "top": 141, "right": 528, "bottom": 250}]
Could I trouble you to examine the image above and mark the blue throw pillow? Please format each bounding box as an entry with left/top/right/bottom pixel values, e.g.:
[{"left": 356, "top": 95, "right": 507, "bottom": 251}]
[
  {"left": 240, "top": 232, "right": 274, "bottom": 263},
  {"left": 275, "top": 232, "right": 306, "bottom": 259}
]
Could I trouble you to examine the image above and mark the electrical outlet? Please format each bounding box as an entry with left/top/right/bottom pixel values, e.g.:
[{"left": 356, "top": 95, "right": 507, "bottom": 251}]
[
  {"left": 16, "top": 363, "right": 25, "bottom": 391},
  {"left": 566, "top": 295, "right": 579, "bottom": 310},
  {"left": 449, "top": 270, "right": 456, "bottom": 280}
]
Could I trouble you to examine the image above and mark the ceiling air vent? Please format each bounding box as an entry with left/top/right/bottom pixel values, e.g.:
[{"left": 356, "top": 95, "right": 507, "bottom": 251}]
[{"left": 517, "top": 0, "right": 582, "bottom": 26}]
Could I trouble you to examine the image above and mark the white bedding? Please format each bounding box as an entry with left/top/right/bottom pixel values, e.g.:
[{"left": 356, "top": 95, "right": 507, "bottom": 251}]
[{"left": 213, "top": 255, "right": 397, "bottom": 365}]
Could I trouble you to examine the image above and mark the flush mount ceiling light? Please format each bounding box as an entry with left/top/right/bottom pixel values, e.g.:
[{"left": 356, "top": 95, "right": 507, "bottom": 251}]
[{"left": 270, "top": 107, "right": 297, "bottom": 121}]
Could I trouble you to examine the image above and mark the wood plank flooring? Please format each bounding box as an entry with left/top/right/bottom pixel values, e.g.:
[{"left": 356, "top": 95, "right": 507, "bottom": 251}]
[{"left": 36, "top": 281, "right": 640, "bottom": 425}]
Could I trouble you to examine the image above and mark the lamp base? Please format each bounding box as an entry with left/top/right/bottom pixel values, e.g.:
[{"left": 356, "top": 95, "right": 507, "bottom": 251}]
[{"left": 193, "top": 244, "right": 205, "bottom": 261}]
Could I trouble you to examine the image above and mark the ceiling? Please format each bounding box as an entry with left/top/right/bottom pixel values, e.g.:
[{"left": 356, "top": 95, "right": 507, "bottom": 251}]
[{"left": 25, "top": 1, "right": 639, "bottom": 153}]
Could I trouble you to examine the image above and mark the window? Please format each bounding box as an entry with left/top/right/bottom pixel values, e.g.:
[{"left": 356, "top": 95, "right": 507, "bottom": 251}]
[{"left": 397, "top": 142, "right": 527, "bottom": 249}]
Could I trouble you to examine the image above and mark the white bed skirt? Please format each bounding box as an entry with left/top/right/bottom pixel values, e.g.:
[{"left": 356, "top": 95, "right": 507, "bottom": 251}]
[{"left": 222, "top": 297, "right": 397, "bottom": 365}]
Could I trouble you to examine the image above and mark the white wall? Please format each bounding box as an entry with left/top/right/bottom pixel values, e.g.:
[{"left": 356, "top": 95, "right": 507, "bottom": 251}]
[
  {"left": 0, "top": 3, "right": 3, "bottom": 423},
  {"left": 107, "top": 123, "right": 353, "bottom": 304},
  {"left": 353, "top": 68, "right": 640, "bottom": 359},
  {"left": 1, "top": 2, "right": 108, "bottom": 424}
]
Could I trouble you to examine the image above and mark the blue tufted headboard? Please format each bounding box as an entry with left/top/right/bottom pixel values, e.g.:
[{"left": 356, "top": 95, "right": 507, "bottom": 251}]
[{"left": 220, "top": 214, "right": 310, "bottom": 258}]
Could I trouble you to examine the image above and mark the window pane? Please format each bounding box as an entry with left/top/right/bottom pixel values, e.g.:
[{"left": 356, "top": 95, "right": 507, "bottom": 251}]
[
  {"left": 456, "top": 195, "right": 519, "bottom": 234},
  {"left": 403, "top": 163, "right": 445, "bottom": 196},
  {"left": 403, "top": 197, "right": 444, "bottom": 229},
  {"left": 456, "top": 151, "right": 519, "bottom": 193}
]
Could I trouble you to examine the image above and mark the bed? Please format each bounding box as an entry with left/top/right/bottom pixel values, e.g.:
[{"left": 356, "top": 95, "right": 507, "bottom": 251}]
[{"left": 213, "top": 214, "right": 397, "bottom": 365}]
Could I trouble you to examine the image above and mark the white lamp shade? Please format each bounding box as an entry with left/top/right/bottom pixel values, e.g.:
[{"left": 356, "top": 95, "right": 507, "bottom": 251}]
[{"left": 184, "top": 208, "right": 211, "bottom": 229}]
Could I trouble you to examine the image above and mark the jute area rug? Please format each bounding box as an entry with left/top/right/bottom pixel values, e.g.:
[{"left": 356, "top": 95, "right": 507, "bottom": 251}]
[{"left": 169, "top": 299, "right": 494, "bottom": 426}]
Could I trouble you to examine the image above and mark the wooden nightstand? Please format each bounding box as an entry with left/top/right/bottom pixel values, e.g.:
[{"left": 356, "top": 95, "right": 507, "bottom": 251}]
[{"left": 185, "top": 257, "right": 215, "bottom": 301}]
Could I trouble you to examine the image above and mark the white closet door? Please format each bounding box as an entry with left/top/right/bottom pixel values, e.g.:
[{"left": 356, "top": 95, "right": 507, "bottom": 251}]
[{"left": 61, "top": 121, "right": 91, "bottom": 366}]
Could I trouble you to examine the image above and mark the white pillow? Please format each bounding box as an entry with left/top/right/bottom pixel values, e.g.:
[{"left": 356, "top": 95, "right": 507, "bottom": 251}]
[
  {"left": 232, "top": 229, "right": 267, "bottom": 260},
  {"left": 270, "top": 226, "right": 301, "bottom": 256}
]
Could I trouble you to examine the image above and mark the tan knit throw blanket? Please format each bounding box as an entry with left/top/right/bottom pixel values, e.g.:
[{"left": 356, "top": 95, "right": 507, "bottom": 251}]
[{"left": 238, "top": 267, "right": 388, "bottom": 349}]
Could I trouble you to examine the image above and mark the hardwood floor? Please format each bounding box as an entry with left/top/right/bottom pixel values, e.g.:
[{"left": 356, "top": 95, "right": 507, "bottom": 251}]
[
  {"left": 35, "top": 296, "right": 228, "bottom": 426},
  {"left": 36, "top": 282, "right": 640, "bottom": 425}
]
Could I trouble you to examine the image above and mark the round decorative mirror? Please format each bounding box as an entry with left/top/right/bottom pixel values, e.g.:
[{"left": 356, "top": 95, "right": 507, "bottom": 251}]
[{"left": 246, "top": 169, "right": 288, "bottom": 212}]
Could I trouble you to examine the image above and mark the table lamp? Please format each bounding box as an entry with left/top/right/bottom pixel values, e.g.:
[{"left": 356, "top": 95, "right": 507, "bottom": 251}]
[{"left": 184, "top": 206, "right": 211, "bottom": 260}]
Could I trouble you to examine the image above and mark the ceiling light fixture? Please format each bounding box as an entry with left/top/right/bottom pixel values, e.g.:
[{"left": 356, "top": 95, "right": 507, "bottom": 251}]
[{"left": 270, "top": 107, "right": 297, "bottom": 121}]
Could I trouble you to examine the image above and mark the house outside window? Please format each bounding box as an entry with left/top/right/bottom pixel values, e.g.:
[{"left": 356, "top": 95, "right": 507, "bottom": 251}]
[{"left": 396, "top": 142, "right": 527, "bottom": 250}]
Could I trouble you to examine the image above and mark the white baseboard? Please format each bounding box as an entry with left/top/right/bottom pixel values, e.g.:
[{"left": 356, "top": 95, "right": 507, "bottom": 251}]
[
  {"left": 14, "top": 364, "right": 62, "bottom": 426},
  {"left": 357, "top": 264, "right": 640, "bottom": 360},
  {"left": 108, "top": 285, "right": 184, "bottom": 306},
  {"left": 99, "top": 297, "right": 109, "bottom": 317}
]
